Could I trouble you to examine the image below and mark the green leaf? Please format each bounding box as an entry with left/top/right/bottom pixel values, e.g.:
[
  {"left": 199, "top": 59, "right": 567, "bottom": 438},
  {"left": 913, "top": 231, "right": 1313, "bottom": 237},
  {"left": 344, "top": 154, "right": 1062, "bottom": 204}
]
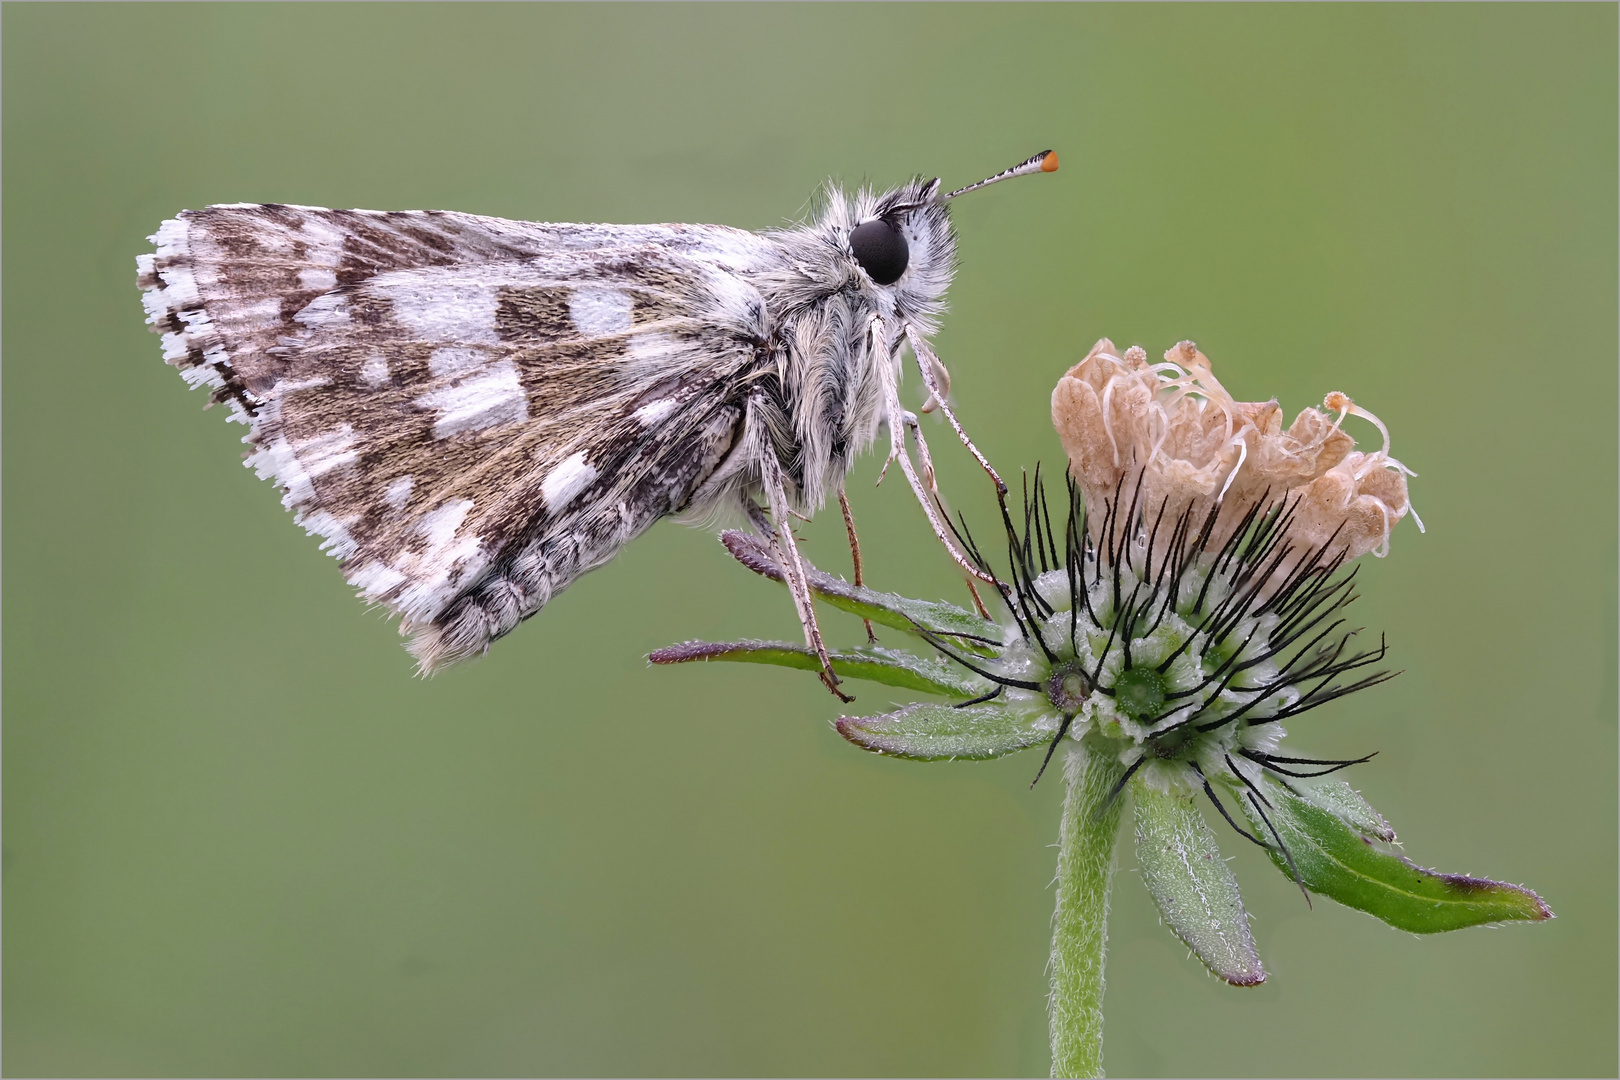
[
  {"left": 1289, "top": 774, "right": 1395, "bottom": 842},
  {"left": 721, "top": 530, "right": 1000, "bottom": 652},
  {"left": 1132, "top": 779, "right": 1264, "bottom": 986},
  {"left": 836, "top": 702, "right": 1052, "bottom": 760},
  {"left": 648, "top": 640, "right": 984, "bottom": 698},
  {"left": 1240, "top": 776, "right": 1552, "bottom": 933}
]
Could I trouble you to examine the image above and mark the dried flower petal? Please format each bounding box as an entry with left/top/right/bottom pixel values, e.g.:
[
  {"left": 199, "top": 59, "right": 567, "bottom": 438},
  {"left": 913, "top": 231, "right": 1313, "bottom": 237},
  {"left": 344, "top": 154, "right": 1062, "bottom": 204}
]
[{"left": 1052, "top": 339, "right": 1419, "bottom": 569}]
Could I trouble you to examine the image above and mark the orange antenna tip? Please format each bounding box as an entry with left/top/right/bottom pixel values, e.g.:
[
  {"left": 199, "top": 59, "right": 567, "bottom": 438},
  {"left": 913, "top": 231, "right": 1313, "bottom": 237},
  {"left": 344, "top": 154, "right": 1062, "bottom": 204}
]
[{"left": 940, "top": 149, "right": 1062, "bottom": 202}]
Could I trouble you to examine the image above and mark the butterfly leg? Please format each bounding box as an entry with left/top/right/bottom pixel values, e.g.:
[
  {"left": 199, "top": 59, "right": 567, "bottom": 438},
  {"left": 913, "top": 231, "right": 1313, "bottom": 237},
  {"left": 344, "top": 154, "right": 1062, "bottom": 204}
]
[
  {"left": 748, "top": 407, "right": 853, "bottom": 703},
  {"left": 917, "top": 345, "right": 952, "bottom": 415},
  {"left": 901, "top": 325, "right": 1012, "bottom": 620},
  {"left": 872, "top": 324, "right": 999, "bottom": 589},
  {"left": 904, "top": 325, "right": 1009, "bottom": 501},
  {"left": 837, "top": 487, "right": 877, "bottom": 644},
  {"left": 899, "top": 412, "right": 995, "bottom": 620}
]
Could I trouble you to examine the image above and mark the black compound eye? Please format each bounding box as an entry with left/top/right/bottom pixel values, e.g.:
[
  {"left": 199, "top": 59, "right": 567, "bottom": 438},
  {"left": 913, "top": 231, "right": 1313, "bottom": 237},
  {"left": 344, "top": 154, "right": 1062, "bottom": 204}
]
[{"left": 848, "top": 217, "right": 909, "bottom": 285}]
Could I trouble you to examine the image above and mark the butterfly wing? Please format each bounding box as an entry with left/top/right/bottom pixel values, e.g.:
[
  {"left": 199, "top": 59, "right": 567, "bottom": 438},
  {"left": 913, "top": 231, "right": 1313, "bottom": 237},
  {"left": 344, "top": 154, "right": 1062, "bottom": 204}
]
[{"left": 139, "top": 205, "right": 776, "bottom": 668}]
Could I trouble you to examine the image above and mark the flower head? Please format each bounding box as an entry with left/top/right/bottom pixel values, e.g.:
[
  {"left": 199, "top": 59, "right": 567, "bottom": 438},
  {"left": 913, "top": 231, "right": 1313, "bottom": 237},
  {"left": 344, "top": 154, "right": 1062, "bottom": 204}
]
[{"left": 655, "top": 340, "right": 1547, "bottom": 990}]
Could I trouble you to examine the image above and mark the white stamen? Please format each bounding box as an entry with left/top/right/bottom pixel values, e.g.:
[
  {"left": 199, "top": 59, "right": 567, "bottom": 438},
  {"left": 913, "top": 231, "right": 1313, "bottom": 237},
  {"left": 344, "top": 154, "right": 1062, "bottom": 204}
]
[
  {"left": 1216, "top": 430, "right": 1250, "bottom": 503},
  {"left": 1101, "top": 376, "right": 1122, "bottom": 467}
]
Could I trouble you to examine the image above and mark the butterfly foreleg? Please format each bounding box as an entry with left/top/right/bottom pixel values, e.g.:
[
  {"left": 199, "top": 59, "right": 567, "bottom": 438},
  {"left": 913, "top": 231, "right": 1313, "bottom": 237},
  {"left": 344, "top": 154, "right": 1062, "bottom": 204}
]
[
  {"left": 901, "top": 325, "right": 1010, "bottom": 617},
  {"left": 917, "top": 344, "right": 953, "bottom": 415},
  {"left": 904, "top": 325, "right": 1008, "bottom": 500},
  {"left": 873, "top": 322, "right": 998, "bottom": 588},
  {"left": 898, "top": 412, "right": 995, "bottom": 619}
]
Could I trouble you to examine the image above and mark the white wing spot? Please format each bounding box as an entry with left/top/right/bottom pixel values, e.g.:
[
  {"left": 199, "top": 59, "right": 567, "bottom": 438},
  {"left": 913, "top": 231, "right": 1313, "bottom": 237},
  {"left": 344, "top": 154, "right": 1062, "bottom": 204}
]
[
  {"left": 428, "top": 346, "right": 488, "bottom": 378},
  {"left": 269, "top": 375, "right": 332, "bottom": 397},
  {"left": 177, "top": 354, "right": 227, "bottom": 391},
  {"left": 569, "top": 287, "right": 633, "bottom": 336},
  {"left": 295, "top": 292, "right": 351, "bottom": 330},
  {"left": 249, "top": 422, "right": 356, "bottom": 508},
  {"left": 373, "top": 274, "right": 498, "bottom": 344},
  {"left": 360, "top": 353, "right": 391, "bottom": 389},
  {"left": 633, "top": 398, "right": 678, "bottom": 426},
  {"left": 297, "top": 266, "right": 338, "bottom": 292},
  {"left": 384, "top": 475, "right": 414, "bottom": 510},
  {"left": 297, "top": 424, "right": 359, "bottom": 480},
  {"left": 296, "top": 218, "right": 348, "bottom": 269},
  {"left": 246, "top": 436, "right": 310, "bottom": 506},
  {"left": 237, "top": 297, "right": 282, "bottom": 324},
  {"left": 389, "top": 498, "right": 486, "bottom": 621},
  {"left": 413, "top": 360, "right": 528, "bottom": 439},
  {"left": 625, "top": 329, "right": 681, "bottom": 382},
  {"left": 541, "top": 451, "right": 597, "bottom": 512},
  {"left": 418, "top": 498, "right": 472, "bottom": 551}
]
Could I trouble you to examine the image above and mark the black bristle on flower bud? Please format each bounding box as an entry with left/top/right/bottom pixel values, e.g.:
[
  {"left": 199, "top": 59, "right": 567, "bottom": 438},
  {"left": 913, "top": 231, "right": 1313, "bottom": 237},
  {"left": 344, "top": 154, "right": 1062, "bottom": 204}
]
[{"left": 933, "top": 466, "right": 1392, "bottom": 854}]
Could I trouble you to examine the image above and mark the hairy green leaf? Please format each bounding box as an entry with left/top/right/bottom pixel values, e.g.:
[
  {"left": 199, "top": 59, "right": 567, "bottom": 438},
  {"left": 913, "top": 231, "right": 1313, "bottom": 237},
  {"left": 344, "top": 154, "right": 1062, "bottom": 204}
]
[
  {"left": 1242, "top": 777, "right": 1552, "bottom": 933},
  {"left": 1289, "top": 774, "right": 1396, "bottom": 842},
  {"left": 1133, "top": 780, "right": 1264, "bottom": 985},
  {"left": 648, "top": 640, "right": 984, "bottom": 698},
  {"left": 836, "top": 702, "right": 1051, "bottom": 761}
]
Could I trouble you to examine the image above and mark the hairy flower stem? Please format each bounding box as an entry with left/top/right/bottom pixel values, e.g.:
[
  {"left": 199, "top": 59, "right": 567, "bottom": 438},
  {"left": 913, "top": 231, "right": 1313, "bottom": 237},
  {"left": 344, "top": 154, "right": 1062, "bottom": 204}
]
[{"left": 1049, "top": 743, "right": 1126, "bottom": 1079}]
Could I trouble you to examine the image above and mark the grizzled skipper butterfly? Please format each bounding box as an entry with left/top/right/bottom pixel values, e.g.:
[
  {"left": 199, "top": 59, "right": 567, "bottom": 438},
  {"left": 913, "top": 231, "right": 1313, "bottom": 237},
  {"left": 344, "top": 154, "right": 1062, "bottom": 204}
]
[{"left": 138, "top": 151, "right": 1059, "bottom": 699}]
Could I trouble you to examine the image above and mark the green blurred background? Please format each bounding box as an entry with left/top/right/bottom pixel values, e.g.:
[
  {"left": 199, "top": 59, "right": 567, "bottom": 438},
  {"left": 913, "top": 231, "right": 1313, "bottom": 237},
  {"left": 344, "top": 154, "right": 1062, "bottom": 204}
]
[{"left": 4, "top": 4, "right": 1615, "bottom": 1076}]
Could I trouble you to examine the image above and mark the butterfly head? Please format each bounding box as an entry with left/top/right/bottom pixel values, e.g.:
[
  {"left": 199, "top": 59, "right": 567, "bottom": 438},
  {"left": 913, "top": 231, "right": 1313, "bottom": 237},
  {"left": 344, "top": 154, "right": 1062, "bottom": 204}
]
[
  {"left": 821, "top": 151, "right": 1059, "bottom": 333},
  {"left": 833, "top": 177, "right": 956, "bottom": 328}
]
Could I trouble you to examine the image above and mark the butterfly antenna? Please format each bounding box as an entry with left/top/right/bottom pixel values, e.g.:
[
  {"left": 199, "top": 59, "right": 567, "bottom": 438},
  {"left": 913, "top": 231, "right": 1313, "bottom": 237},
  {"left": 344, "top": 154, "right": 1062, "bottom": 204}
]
[{"left": 938, "top": 150, "right": 1059, "bottom": 203}]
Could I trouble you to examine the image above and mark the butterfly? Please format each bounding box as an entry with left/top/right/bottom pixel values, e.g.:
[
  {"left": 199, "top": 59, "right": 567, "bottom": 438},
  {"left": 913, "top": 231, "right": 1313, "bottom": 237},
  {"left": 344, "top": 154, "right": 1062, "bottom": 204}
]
[{"left": 137, "top": 150, "right": 1059, "bottom": 698}]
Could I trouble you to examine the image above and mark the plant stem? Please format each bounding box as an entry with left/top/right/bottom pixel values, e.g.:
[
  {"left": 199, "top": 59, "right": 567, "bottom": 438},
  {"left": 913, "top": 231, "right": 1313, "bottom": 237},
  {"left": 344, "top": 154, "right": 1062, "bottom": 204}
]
[{"left": 1048, "top": 742, "right": 1126, "bottom": 1079}]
